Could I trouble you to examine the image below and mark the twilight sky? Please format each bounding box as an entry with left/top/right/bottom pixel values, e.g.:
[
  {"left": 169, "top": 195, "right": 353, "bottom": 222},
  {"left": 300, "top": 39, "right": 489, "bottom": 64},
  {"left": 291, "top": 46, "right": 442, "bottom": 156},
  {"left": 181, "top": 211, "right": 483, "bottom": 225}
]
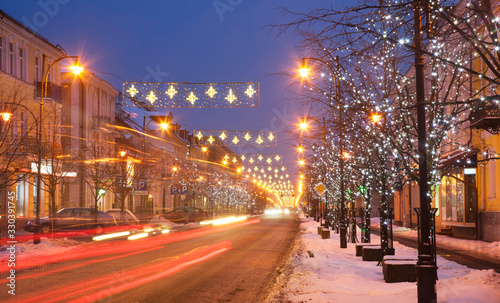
[{"left": 0, "top": 0, "right": 341, "bottom": 186}]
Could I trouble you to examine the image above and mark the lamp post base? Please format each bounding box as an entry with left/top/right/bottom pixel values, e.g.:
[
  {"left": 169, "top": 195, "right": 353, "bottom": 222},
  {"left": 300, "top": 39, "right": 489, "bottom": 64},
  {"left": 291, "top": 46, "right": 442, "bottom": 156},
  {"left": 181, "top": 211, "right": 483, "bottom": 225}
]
[{"left": 416, "top": 258, "right": 437, "bottom": 303}]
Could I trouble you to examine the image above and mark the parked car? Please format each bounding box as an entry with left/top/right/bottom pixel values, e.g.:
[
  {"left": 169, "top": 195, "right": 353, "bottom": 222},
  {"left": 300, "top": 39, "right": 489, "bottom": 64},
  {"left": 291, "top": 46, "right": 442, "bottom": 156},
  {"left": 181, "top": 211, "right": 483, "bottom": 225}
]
[
  {"left": 160, "top": 207, "right": 207, "bottom": 223},
  {"left": 23, "top": 207, "right": 116, "bottom": 234},
  {"left": 105, "top": 209, "right": 141, "bottom": 226}
]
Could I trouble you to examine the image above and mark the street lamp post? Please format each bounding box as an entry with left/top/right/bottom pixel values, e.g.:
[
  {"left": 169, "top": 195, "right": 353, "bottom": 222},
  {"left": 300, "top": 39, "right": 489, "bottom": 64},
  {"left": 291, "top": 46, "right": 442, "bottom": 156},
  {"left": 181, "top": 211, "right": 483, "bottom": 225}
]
[
  {"left": 0, "top": 103, "right": 38, "bottom": 241},
  {"left": 141, "top": 115, "right": 170, "bottom": 215},
  {"left": 36, "top": 55, "right": 82, "bottom": 244},
  {"left": 413, "top": 1, "right": 437, "bottom": 301},
  {"left": 299, "top": 56, "right": 347, "bottom": 248}
]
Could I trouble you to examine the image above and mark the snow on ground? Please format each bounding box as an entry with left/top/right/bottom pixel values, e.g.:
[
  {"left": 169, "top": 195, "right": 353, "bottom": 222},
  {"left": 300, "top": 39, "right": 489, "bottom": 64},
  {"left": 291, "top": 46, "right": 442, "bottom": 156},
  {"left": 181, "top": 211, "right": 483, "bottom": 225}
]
[
  {"left": 0, "top": 237, "right": 80, "bottom": 266},
  {"left": 270, "top": 215, "right": 500, "bottom": 303},
  {"left": 373, "top": 221, "right": 500, "bottom": 263}
]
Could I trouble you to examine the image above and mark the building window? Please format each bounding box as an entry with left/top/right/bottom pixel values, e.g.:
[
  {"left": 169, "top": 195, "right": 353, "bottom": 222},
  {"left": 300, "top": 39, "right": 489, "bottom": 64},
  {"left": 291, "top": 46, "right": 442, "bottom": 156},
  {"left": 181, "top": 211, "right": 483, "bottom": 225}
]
[
  {"left": 19, "top": 48, "right": 24, "bottom": 80},
  {"left": 35, "top": 56, "right": 40, "bottom": 83},
  {"left": 8, "top": 42, "right": 14, "bottom": 75},
  {"left": 488, "top": 159, "right": 496, "bottom": 198},
  {"left": 10, "top": 112, "right": 17, "bottom": 142},
  {"left": 0, "top": 37, "right": 3, "bottom": 71},
  {"left": 20, "top": 111, "right": 27, "bottom": 138},
  {"left": 441, "top": 169, "right": 477, "bottom": 224}
]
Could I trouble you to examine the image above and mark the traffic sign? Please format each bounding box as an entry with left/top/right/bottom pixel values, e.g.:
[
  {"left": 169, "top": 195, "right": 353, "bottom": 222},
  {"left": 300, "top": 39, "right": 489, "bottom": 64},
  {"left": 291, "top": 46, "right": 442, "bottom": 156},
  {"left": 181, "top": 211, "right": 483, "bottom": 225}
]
[
  {"left": 136, "top": 180, "right": 147, "bottom": 191},
  {"left": 314, "top": 183, "right": 327, "bottom": 196},
  {"left": 181, "top": 185, "right": 189, "bottom": 195},
  {"left": 171, "top": 185, "right": 179, "bottom": 195}
]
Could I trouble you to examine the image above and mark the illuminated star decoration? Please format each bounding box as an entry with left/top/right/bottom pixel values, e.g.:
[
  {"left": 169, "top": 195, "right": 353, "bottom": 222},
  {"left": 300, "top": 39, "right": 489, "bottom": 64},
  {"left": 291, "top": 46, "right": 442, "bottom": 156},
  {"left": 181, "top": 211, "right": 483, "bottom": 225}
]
[
  {"left": 225, "top": 89, "right": 237, "bottom": 103},
  {"left": 207, "top": 136, "right": 215, "bottom": 144},
  {"left": 146, "top": 91, "right": 157, "bottom": 103},
  {"left": 256, "top": 135, "right": 264, "bottom": 145},
  {"left": 268, "top": 133, "right": 275, "bottom": 141},
  {"left": 186, "top": 92, "right": 198, "bottom": 105},
  {"left": 166, "top": 85, "right": 177, "bottom": 99},
  {"left": 206, "top": 86, "right": 217, "bottom": 98},
  {"left": 245, "top": 84, "right": 256, "bottom": 97},
  {"left": 244, "top": 133, "right": 252, "bottom": 141},
  {"left": 232, "top": 136, "right": 240, "bottom": 145},
  {"left": 196, "top": 131, "right": 203, "bottom": 140},
  {"left": 127, "top": 84, "right": 138, "bottom": 97},
  {"left": 220, "top": 132, "right": 227, "bottom": 141}
]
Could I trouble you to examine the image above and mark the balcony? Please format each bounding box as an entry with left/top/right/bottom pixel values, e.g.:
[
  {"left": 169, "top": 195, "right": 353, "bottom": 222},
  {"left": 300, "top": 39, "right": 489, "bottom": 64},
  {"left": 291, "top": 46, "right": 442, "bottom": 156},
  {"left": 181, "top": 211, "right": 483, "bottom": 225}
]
[
  {"left": 34, "top": 82, "right": 62, "bottom": 103},
  {"left": 468, "top": 100, "right": 500, "bottom": 134}
]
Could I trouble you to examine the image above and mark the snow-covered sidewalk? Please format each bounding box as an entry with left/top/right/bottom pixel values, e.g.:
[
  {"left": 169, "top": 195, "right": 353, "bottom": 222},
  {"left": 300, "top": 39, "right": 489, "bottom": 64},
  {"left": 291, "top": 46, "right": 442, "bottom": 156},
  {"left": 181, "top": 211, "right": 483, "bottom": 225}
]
[{"left": 269, "top": 216, "right": 500, "bottom": 303}]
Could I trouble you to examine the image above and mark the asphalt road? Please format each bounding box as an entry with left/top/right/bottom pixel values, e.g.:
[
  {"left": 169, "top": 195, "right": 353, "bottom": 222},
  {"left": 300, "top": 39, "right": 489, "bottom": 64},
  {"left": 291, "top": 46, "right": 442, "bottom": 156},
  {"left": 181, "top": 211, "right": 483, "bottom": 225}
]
[{"left": 5, "top": 214, "right": 300, "bottom": 303}]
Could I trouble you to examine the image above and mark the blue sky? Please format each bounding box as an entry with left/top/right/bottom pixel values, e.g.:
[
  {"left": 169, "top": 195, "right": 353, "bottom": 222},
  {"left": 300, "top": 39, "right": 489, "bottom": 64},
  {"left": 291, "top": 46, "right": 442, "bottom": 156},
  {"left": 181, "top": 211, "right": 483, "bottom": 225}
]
[{"left": 1, "top": 0, "right": 339, "bottom": 184}]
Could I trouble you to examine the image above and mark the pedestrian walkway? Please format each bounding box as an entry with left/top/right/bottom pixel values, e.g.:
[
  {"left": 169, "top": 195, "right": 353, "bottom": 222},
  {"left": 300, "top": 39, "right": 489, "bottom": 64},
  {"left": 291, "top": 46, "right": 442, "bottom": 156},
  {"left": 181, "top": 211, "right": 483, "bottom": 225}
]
[{"left": 267, "top": 215, "right": 500, "bottom": 303}]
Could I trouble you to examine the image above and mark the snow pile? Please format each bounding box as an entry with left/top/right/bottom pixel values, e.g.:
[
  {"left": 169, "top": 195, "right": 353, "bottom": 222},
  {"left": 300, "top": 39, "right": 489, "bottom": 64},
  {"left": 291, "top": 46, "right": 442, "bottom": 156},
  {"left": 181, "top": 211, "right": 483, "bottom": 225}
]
[
  {"left": 273, "top": 217, "right": 500, "bottom": 303},
  {"left": 0, "top": 237, "right": 79, "bottom": 263}
]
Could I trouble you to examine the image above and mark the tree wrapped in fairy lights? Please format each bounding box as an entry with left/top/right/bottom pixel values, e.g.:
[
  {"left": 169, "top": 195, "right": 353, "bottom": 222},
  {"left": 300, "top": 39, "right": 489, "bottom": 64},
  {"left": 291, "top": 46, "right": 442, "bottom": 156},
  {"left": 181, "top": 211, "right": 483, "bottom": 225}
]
[{"left": 278, "top": 0, "right": 500, "bottom": 299}]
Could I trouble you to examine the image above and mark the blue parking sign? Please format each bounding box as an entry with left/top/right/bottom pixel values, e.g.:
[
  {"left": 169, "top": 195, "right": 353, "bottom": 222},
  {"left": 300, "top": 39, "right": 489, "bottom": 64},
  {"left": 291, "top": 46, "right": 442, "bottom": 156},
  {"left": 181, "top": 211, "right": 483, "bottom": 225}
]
[
  {"left": 181, "top": 185, "right": 188, "bottom": 195},
  {"left": 171, "top": 185, "right": 179, "bottom": 195},
  {"left": 136, "top": 181, "right": 147, "bottom": 191}
]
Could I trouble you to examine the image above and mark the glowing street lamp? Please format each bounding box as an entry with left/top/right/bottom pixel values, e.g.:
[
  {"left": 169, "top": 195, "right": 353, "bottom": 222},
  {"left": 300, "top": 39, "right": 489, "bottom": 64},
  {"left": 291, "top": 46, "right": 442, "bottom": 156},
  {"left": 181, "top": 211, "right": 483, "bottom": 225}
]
[
  {"left": 0, "top": 112, "right": 12, "bottom": 122},
  {"left": 159, "top": 122, "right": 169, "bottom": 130},
  {"left": 69, "top": 60, "right": 84, "bottom": 75},
  {"left": 297, "top": 145, "right": 304, "bottom": 153},
  {"left": 298, "top": 59, "right": 310, "bottom": 78},
  {"left": 299, "top": 120, "right": 308, "bottom": 131},
  {"left": 371, "top": 113, "right": 382, "bottom": 124}
]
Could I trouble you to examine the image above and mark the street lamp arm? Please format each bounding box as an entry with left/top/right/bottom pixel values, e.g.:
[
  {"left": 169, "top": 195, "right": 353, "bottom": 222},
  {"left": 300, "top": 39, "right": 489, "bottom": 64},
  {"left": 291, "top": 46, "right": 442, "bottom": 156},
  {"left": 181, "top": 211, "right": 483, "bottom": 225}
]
[
  {"left": 42, "top": 55, "right": 80, "bottom": 98},
  {"left": 1, "top": 102, "right": 38, "bottom": 124}
]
